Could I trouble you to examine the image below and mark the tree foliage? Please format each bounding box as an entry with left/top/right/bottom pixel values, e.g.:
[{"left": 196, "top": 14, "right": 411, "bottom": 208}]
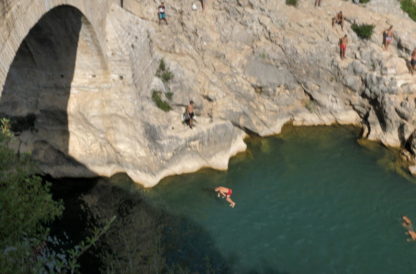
[
  {"left": 0, "top": 118, "right": 113, "bottom": 273},
  {"left": 0, "top": 120, "right": 63, "bottom": 272}
]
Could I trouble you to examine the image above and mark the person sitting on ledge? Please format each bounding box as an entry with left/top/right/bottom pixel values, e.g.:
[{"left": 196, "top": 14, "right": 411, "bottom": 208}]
[
  {"left": 215, "top": 186, "right": 236, "bottom": 208},
  {"left": 332, "top": 11, "right": 344, "bottom": 30},
  {"left": 184, "top": 100, "right": 195, "bottom": 129}
]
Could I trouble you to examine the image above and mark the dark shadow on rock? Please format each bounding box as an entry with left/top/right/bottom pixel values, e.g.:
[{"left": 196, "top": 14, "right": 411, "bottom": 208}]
[{"left": 0, "top": 5, "right": 98, "bottom": 178}]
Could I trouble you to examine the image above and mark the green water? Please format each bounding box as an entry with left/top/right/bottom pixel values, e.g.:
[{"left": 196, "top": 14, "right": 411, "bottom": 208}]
[{"left": 141, "top": 126, "right": 416, "bottom": 273}]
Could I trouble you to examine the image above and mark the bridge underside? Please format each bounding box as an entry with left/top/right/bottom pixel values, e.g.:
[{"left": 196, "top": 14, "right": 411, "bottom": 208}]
[{"left": 0, "top": 5, "right": 108, "bottom": 172}]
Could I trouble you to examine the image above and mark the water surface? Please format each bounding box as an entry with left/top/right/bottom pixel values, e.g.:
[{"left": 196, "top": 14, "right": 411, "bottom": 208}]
[{"left": 139, "top": 126, "right": 416, "bottom": 273}]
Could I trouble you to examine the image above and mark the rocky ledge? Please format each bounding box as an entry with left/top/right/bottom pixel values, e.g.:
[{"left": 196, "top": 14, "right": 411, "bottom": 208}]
[{"left": 2, "top": 0, "right": 416, "bottom": 186}]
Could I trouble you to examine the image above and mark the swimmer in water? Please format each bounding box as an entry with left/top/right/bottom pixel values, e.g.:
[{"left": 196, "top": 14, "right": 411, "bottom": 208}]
[
  {"left": 215, "top": 186, "right": 236, "bottom": 208},
  {"left": 402, "top": 216, "right": 413, "bottom": 229},
  {"left": 402, "top": 216, "right": 416, "bottom": 241}
]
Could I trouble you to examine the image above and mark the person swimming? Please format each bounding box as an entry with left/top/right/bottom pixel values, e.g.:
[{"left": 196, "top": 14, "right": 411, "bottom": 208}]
[
  {"left": 402, "top": 216, "right": 416, "bottom": 241},
  {"left": 215, "top": 186, "right": 236, "bottom": 208}
]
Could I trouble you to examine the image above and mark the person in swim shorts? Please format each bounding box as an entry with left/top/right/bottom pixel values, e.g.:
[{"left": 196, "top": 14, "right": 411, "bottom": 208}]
[
  {"left": 339, "top": 35, "right": 348, "bottom": 60},
  {"left": 215, "top": 186, "right": 236, "bottom": 208},
  {"left": 382, "top": 26, "right": 394, "bottom": 50},
  {"left": 410, "top": 49, "right": 416, "bottom": 75},
  {"left": 158, "top": 2, "right": 168, "bottom": 25}
]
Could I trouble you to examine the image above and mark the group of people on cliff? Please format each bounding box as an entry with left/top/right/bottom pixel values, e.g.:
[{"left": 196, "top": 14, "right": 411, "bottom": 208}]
[
  {"left": 332, "top": 10, "right": 416, "bottom": 73},
  {"left": 158, "top": 0, "right": 206, "bottom": 24}
]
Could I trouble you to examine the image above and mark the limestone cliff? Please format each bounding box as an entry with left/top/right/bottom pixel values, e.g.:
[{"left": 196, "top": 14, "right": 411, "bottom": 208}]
[{"left": 1, "top": 0, "right": 415, "bottom": 186}]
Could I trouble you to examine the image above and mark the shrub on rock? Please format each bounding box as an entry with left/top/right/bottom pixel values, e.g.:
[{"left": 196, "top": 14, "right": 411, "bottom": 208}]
[
  {"left": 352, "top": 23, "right": 375, "bottom": 39},
  {"left": 286, "top": 0, "right": 298, "bottom": 7}
]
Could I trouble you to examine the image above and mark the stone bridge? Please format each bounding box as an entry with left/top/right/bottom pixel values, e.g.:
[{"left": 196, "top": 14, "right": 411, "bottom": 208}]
[
  {"left": 0, "top": 0, "right": 164, "bottom": 185},
  {"left": 0, "top": 0, "right": 126, "bottom": 92}
]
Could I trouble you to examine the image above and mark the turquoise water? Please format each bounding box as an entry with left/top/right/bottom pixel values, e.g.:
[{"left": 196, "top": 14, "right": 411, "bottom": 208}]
[{"left": 141, "top": 126, "right": 416, "bottom": 273}]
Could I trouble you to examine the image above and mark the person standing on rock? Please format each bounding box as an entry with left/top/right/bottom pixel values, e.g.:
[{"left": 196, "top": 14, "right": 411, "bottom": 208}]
[
  {"left": 184, "top": 100, "right": 195, "bottom": 128},
  {"left": 215, "top": 186, "right": 236, "bottom": 208},
  {"left": 410, "top": 49, "right": 416, "bottom": 75},
  {"left": 332, "top": 11, "right": 344, "bottom": 30},
  {"left": 382, "top": 26, "right": 394, "bottom": 50},
  {"left": 158, "top": 2, "right": 168, "bottom": 25},
  {"left": 339, "top": 35, "right": 348, "bottom": 60}
]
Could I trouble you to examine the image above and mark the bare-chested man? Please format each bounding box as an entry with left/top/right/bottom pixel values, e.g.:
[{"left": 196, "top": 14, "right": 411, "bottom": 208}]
[
  {"left": 401, "top": 216, "right": 416, "bottom": 241},
  {"left": 332, "top": 11, "right": 344, "bottom": 30},
  {"left": 339, "top": 35, "right": 348, "bottom": 60},
  {"left": 382, "top": 26, "right": 394, "bottom": 50},
  {"left": 215, "top": 186, "right": 236, "bottom": 208},
  {"left": 402, "top": 216, "right": 413, "bottom": 228},
  {"left": 184, "top": 100, "right": 195, "bottom": 128},
  {"left": 407, "top": 230, "right": 416, "bottom": 241}
]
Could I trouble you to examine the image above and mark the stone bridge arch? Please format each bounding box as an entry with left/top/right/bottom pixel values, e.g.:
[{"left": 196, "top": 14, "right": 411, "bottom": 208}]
[
  {"left": 0, "top": 0, "right": 125, "bottom": 177},
  {"left": 0, "top": 0, "right": 117, "bottom": 92}
]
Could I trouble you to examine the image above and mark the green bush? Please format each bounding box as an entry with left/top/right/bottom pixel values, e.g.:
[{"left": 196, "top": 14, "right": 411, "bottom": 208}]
[
  {"left": 0, "top": 125, "right": 63, "bottom": 272},
  {"left": 359, "top": 0, "right": 370, "bottom": 3},
  {"left": 286, "top": 0, "right": 298, "bottom": 6},
  {"left": 401, "top": 0, "right": 416, "bottom": 21},
  {"left": 156, "top": 59, "right": 174, "bottom": 83},
  {"left": 152, "top": 90, "right": 172, "bottom": 112},
  {"left": 166, "top": 91, "right": 174, "bottom": 100},
  {"left": 352, "top": 23, "right": 375, "bottom": 40}
]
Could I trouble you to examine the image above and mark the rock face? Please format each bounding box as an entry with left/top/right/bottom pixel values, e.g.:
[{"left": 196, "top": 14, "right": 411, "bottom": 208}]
[{"left": 1, "top": 0, "right": 416, "bottom": 186}]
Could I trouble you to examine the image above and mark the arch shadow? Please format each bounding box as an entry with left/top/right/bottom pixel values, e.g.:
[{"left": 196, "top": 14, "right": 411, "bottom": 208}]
[{"left": 0, "top": 5, "right": 107, "bottom": 177}]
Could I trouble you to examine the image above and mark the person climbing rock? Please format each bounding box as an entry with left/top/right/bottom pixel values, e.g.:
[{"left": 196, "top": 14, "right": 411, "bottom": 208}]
[
  {"left": 410, "top": 49, "right": 416, "bottom": 75},
  {"left": 382, "top": 26, "right": 394, "bottom": 50},
  {"left": 215, "top": 186, "right": 236, "bottom": 208},
  {"left": 158, "top": 2, "right": 168, "bottom": 25},
  {"left": 339, "top": 35, "right": 348, "bottom": 60},
  {"left": 184, "top": 100, "right": 195, "bottom": 128},
  {"left": 314, "top": 0, "right": 321, "bottom": 7},
  {"left": 332, "top": 11, "right": 344, "bottom": 30},
  {"left": 200, "top": 0, "right": 205, "bottom": 10}
]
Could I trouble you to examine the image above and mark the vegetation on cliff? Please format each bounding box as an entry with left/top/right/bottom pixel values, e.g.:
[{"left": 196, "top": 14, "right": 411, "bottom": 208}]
[
  {"left": 285, "top": 0, "right": 298, "bottom": 7},
  {"left": 401, "top": 0, "right": 416, "bottom": 21},
  {"left": 352, "top": 23, "right": 375, "bottom": 39}
]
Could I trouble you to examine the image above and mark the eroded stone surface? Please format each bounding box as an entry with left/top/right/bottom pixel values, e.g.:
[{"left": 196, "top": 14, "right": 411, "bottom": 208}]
[{"left": 1, "top": 0, "right": 416, "bottom": 186}]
